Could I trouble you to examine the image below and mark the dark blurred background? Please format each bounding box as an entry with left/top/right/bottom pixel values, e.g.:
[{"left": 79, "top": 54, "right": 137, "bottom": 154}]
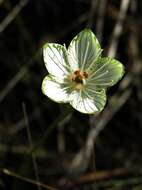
[{"left": 0, "top": 0, "right": 142, "bottom": 189}]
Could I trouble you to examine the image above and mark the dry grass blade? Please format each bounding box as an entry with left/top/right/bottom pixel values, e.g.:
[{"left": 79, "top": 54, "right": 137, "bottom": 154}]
[
  {"left": 0, "top": 0, "right": 29, "bottom": 33},
  {"left": 3, "top": 169, "right": 59, "bottom": 190},
  {"left": 22, "top": 103, "right": 41, "bottom": 190},
  {"left": 0, "top": 0, "right": 5, "bottom": 6},
  {"left": 108, "top": 0, "right": 130, "bottom": 57},
  {"left": 68, "top": 88, "right": 131, "bottom": 175},
  {"left": 0, "top": 67, "right": 27, "bottom": 103},
  {"left": 96, "top": 0, "right": 107, "bottom": 42}
]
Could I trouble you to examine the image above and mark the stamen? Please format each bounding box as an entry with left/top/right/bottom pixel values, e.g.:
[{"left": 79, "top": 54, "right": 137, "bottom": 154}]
[
  {"left": 68, "top": 69, "right": 89, "bottom": 90},
  {"left": 83, "top": 71, "right": 88, "bottom": 78}
]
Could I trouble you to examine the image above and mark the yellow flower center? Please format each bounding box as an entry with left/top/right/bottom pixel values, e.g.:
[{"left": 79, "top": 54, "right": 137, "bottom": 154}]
[{"left": 69, "top": 69, "right": 89, "bottom": 90}]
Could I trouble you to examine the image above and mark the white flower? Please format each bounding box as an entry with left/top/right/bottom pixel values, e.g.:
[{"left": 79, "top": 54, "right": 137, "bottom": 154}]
[{"left": 42, "top": 29, "right": 124, "bottom": 114}]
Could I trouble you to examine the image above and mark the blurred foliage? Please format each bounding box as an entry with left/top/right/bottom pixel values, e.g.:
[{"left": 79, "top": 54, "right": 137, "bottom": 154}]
[{"left": 0, "top": 0, "right": 142, "bottom": 189}]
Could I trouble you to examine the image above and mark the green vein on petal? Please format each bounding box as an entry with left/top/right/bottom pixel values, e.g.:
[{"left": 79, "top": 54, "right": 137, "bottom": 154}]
[
  {"left": 88, "top": 57, "right": 125, "bottom": 88},
  {"left": 42, "top": 28, "right": 125, "bottom": 115},
  {"left": 42, "top": 75, "right": 70, "bottom": 103},
  {"left": 70, "top": 88, "right": 106, "bottom": 114},
  {"left": 68, "top": 29, "right": 102, "bottom": 71},
  {"left": 43, "top": 43, "right": 70, "bottom": 80}
]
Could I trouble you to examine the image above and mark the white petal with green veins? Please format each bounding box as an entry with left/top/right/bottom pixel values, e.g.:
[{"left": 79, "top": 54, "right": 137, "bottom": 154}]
[
  {"left": 42, "top": 76, "right": 70, "bottom": 103},
  {"left": 70, "top": 89, "right": 106, "bottom": 114},
  {"left": 68, "top": 29, "right": 102, "bottom": 71},
  {"left": 42, "top": 28, "right": 125, "bottom": 114},
  {"left": 43, "top": 43, "right": 70, "bottom": 80},
  {"left": 87, "top": 57, "right": 125, "bottom": 88}
]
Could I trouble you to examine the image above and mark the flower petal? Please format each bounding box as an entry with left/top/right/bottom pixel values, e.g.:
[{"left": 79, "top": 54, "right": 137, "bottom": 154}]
[
  {"left": 43, "top": 43, "right": 70, "bottom": 80},
  {"left": 87, "top": 57, "right": 125, "bottom": 88},
  {"left": 68, "top": 29, "right": 102, "bottom": 71},
  {"left": 42, "top": 75, "right": 71, "bottom": 103},
  {"left": 70, "top": 89, "right": 106, "bottom": 114}
]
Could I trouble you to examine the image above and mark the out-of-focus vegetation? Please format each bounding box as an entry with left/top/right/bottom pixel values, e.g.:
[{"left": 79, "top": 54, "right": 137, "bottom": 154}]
[{"left": 0, "top": 0, "right": 142, "bottom": 189}]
